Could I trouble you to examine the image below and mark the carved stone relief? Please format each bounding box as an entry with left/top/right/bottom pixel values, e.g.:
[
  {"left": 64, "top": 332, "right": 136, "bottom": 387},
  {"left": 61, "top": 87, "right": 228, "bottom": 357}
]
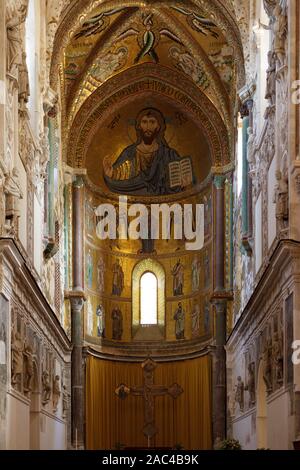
[
  {"left": 42, "top": 370, "right": 52, "bottom": 406},
  {"left": 234, "top": 376, "right": 245, "bottom": 412},
  {"left": 52, "top": 375, "right": 61, "bottom": 412},
  {"left": 272, "top": 3, "right": 288, "bottom": 67},
  {"left": 5, "top": 77, "right": 17, "bottom": 173},
  {"left": 233, "top": 0, "right": 251, "bottom": 80},
  {"left": 8, "top": 302, "right": 68, "bottom": 420},
  {"left": 6, "top": 0, "right": 28, "bottom": 74}
]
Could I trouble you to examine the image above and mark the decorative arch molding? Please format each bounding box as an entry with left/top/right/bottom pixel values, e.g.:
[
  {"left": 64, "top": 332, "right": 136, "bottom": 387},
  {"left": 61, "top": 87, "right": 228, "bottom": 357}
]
[
  {"left": 67, "top": 63, "right": 231, "bottom": 169},
  {"left": 132, "top": 258, "right": 166, "bottom": 331},
  {"left": 49, "top": 0, "right": 245, "bottom": 91}
]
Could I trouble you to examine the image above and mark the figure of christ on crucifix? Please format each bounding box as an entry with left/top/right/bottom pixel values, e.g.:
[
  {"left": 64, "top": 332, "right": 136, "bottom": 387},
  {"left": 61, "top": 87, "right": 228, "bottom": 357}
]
[{"left": 115, "top": 358, "right": 183, "bottom": 446}]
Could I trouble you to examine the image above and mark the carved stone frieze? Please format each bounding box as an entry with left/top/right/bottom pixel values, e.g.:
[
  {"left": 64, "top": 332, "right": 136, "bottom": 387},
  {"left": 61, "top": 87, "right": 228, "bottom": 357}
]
[
  {"left": 46, "top": 0, "right": 68, "bottom": 80},
  {"left": 0, "top": 239, "right": 71, "bottom": 363},
  {"left": 228, "top": 241, "right": 300, "bottom": 424},
  {"left": 274, "top": 158, "right": 289, "bottom": 232},
  {"left": 5, "top": 76, "right": 18, "bottom": 173},
  {"left": 272, "top": 3, "right": 288, "bottom": 68},
  {"left": 233, "top": 0, "right": 251, "bottom": 81},
  {"left": 6, "top": 0, "right": 28, "bottom": 74},
  {"left": 263, "top": 0, "right": 277, "bottom": 18},
  {"left": 0, "top": 170, "right": 6, "bottom": 237},
  {"left": 3, "top": 167, "right": 23, "bottom": 237},
  {"left": 276, "top": 66, "right": 289, "bottom": 163}
]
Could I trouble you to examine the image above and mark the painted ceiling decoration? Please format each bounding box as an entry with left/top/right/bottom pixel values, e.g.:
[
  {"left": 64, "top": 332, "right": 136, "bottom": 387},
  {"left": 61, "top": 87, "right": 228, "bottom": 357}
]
[
  {"left": 171, "top": 6, "right": 220, "bottom": 39},
  {"left": 73, "top": 7, "right": 127, "bottom": 39},
  {"left": 65, "top": 6, "right": 231, "bottom": 126}
]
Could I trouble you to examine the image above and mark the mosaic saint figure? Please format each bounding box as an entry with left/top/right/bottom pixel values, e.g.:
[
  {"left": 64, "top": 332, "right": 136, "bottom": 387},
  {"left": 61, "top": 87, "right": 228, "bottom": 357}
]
[
  {"left": 97, "top": 257, "right": 105, "bottom": 294},
  {"left": 191, "top": 256, "right": 201, "bottom": 292},
  {"left": 86, "top": 250, "right": 93, "bottom": 289},
  {"left": 191, "top": 301, "right": 201, "bottom": 338},
  {"left": 204, "top": 250, "right": 210, "bottom": 288},
  {"left": 112, "top": 259, "right": 124, "bottom": 296},
  {"left": 204, "top": 301, "right": 210, "bottom": 335},
  {"left": 112, "top": 307, "right": 123, "bottom": 341},
  {"left": 174, "top": 302, "right": 185, "bottom": 340},
  {"left": 171, "top": 259, "right": 184, "bottom": 296},
  {"left": 96, "top": 305, "right": 105, "bottom": 338},
  {"left": 87, "top": 299, "right": 94, "bottom": 336}
]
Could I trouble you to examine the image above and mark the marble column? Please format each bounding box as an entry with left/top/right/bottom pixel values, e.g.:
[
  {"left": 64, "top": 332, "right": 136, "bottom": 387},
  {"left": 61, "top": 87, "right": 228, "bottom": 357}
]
[
  {"left": 72, "top": 176, "right": 84, "bottom": 291},
  {"left": 212, "top": 300, "right": 227, "bottom": 447},
  {"left": 70, "top": 296, "right": 84, "bottom": 449},
  {"left": 212, "top": 175, "right": 227, "bottom": 446},
  {"left": 214, "top": 175, "right": 226, "bottom": 291},
  {"left": 70, "top": 176, "right": 85, "bottom": 448}
]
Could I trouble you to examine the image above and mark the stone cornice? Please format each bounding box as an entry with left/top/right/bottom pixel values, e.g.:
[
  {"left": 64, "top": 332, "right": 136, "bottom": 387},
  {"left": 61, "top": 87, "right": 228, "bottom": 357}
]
[
  {"left": 84, "top": 341, "right": 214, "bottom": 363},
  {"left": 0, "top": 238, "right": 71, "bottom": 356},
  {"left": 227, "top": 239, "right": 300, "bottom": 348}
]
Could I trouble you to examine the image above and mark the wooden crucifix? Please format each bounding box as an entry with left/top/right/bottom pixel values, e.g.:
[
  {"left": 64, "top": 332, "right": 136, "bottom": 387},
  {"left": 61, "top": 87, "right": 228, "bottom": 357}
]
[{"left": 115, "top": 358, "right": 183, "bottom": 446}]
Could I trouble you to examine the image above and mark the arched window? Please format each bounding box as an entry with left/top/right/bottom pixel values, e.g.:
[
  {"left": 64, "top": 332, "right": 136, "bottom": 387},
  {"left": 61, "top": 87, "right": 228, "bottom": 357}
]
[
  {"left": 140, "top": 272, "right": 158, "bottom": 325},
  {"left": 132, "top": 259, "right": 165, "bottom": 340}
]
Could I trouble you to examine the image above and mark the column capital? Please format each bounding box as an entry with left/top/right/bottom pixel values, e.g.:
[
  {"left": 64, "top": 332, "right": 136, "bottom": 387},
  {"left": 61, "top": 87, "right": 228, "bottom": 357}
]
[
  {"left": 240, "top": 100, "right": 253, "bottom": 119},
  {"left": 213, "top": 174, "right": 226, "bottom": 190},
  {"left": 73, "top": 175, "right": 85, "bottom": 189},
  {"left": 238, "top": 82, "right": 256, "bottom": 104},
  {"left": 211, "top": 291, "right": 233, "bottom": 303},
  {"left": 65, "top": 291, "right": 86, "bottom": 312},
  {"left": 213, "top": 301, "right": 227, "bottom": 316}
]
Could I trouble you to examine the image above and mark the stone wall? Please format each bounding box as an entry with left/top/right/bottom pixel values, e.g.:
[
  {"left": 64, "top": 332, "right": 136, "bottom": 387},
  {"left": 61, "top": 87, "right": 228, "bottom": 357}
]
[
  {"left": 227, "top": 240, "right": 300, "bottom": 449},
  {"left": 0, "top": 239, "right": 71, "bottom": 449}
]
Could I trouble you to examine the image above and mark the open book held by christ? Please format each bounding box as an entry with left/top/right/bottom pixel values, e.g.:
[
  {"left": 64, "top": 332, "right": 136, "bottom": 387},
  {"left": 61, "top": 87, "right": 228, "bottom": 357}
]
[{"left": 168, "top": 157, "right": 193, "bottom": 189}]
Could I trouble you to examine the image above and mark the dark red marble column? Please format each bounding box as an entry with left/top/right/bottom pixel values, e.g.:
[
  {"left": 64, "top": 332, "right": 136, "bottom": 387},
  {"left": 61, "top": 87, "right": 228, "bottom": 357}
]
[
  {"left": 212, "top": 175, "right": 227, "bottom": 447},
  {"left": 214, "top": 175, "right": 225, "bottom": 291},
  {"left": 70, "top": 296, "right": 84, "bottom": 449},
  {"left": 70, "top": 176, "right": 85, "bottom": 448},
  {"left": 213, "top": 300, "right": 227, "bottom": 446},
  {"left": 72, "top": 177, "right": 84, "bottom": 291}
]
